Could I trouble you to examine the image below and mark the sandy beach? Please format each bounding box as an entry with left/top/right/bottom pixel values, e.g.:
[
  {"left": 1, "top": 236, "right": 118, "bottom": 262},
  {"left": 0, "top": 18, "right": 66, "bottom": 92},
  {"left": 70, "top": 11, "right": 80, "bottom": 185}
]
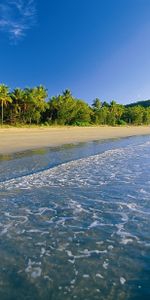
[{"left": 0, "top": 126, "right": 150, "bottom": 155}]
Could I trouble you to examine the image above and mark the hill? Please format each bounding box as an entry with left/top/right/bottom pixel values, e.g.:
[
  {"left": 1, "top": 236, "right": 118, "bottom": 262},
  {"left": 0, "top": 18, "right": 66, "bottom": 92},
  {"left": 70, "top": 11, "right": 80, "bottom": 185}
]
[{"left": 126, "top": 99, "right": 150, "bottom": 108}]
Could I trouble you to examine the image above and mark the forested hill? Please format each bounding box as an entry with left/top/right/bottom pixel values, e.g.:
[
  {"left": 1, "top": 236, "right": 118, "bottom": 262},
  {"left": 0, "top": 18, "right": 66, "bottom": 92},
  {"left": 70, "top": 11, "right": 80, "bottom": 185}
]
[{"left": 126, "top": 100, "right": 150, "bottom": 108}]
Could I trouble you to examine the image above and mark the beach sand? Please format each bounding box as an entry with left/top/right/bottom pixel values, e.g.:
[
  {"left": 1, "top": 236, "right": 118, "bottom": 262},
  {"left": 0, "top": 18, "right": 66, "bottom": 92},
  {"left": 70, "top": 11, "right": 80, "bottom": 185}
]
[{"left": 0, "top": 126, "right": 150, "bottom": 155}]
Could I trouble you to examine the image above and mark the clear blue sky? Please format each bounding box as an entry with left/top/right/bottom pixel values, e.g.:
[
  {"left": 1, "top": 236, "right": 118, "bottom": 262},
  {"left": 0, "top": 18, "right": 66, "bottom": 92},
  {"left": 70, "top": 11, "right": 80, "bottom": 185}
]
[{"left": 0, "top": 0, "right": 150, "bottom": 104}]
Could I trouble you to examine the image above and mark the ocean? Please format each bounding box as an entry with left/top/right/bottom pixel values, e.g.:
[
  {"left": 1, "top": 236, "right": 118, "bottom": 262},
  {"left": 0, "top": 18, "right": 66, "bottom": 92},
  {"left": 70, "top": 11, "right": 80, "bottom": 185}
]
[{"left": 0, "top": 135, "right": 150, "bottom": 300}]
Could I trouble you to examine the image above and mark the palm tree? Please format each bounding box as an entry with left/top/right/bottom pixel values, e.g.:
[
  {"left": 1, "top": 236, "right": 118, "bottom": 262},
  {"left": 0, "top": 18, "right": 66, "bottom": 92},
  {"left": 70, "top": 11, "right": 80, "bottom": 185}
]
[
  {"left": 92, "top": 98, "right": 102, "bottom": 110},
  {"left": 10, "top": 88, "right": 24, "bottom": 123},
  {"left": 0, "top": 84, "right": 12, "bottom": 125},
  {"left": 63, "top": 89, "right": 72, "bottom": 98}
]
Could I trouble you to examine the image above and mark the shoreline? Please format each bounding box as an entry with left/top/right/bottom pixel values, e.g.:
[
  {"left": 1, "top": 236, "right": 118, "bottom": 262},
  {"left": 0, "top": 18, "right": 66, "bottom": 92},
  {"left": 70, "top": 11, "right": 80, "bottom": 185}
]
[{"left": 0, "top": 126, "right": 150, "bottom": 155}]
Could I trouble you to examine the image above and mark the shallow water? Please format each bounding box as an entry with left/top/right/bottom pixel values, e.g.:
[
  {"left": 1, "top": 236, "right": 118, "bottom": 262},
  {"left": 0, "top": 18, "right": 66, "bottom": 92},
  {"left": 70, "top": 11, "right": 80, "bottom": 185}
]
[{"left": 0, "top": 136, "right": 150, "bottom": 300}]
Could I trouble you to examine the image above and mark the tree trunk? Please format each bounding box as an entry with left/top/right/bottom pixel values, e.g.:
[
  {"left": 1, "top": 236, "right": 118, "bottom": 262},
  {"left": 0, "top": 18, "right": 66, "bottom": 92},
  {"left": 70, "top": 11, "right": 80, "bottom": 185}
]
[{"left": 1, "top": 101, "right": 3, "bottom": 125}]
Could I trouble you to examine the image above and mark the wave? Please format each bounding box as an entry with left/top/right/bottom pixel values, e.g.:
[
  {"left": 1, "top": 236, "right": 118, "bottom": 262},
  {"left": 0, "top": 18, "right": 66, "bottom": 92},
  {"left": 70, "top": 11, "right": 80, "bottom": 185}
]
[
  {"left": 0, "top": 137, "right": 150, "bottom": 299},
  {"left": 0, "top": 139, "right": 150, "bottom": 192}
]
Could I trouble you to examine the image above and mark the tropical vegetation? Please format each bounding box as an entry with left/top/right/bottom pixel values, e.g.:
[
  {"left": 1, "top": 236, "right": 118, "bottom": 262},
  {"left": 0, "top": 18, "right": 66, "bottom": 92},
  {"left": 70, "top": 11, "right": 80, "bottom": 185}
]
[{"left": 1, "top": 83, "right": 150, "bottom": 126}]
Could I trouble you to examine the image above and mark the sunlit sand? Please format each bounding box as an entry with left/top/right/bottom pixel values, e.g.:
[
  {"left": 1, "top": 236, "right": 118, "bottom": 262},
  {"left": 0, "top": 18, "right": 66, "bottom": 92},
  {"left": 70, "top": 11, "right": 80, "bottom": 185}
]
[{"left": 0, "top": 126, "right": 150, "bottom": 154}]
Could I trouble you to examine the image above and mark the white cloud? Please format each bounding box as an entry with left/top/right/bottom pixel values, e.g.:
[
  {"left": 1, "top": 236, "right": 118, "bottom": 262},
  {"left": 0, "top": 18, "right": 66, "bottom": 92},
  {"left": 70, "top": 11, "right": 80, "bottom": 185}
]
[{"left": 0, "top": 0, "right": 37, "bottom": 42}]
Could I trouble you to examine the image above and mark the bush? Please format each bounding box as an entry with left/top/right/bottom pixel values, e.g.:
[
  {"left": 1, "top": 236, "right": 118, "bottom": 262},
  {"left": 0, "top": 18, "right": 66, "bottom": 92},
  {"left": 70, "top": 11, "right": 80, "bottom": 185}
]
[
  {"left": 72, "top": 121, "right": 91, "bottom": 126},
  {"left": 117, "top": 119, "right": 127, "bottom": 126}
]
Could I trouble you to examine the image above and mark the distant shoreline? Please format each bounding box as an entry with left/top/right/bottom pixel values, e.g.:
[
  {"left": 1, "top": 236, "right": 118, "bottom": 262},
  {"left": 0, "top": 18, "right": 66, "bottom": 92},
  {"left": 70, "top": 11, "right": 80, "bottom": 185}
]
[{"left": 0, "top": 126, "right": 150, "bottom": 155}]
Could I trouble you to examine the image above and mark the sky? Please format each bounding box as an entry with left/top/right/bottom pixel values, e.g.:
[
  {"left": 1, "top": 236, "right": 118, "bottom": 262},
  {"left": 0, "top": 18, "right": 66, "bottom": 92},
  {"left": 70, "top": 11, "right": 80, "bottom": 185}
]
[{"left": 0, "top": 0, "right": 150, "bottom": 104}]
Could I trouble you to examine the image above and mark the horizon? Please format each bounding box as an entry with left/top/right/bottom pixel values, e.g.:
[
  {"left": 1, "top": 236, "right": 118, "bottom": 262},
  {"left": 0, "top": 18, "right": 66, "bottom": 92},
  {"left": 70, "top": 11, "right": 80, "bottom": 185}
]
[{"left": 1, "top": 0, "right": 150, "bottom": 104}]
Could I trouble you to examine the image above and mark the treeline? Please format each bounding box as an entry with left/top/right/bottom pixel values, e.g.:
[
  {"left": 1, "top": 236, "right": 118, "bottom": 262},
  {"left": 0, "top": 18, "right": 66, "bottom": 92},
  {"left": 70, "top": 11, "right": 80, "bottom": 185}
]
[
  {"left": 1, "top": 84, "right": 150, "bottom": 126},
  {"left": 126, "top": 99, "right": 150, "bottom": 108}
]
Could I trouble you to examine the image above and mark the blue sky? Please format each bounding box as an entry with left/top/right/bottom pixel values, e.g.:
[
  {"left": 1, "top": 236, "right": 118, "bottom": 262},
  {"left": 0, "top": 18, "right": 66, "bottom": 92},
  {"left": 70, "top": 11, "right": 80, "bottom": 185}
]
[{"left": 0, "top": 0, "right": 150, "bottom": 104}]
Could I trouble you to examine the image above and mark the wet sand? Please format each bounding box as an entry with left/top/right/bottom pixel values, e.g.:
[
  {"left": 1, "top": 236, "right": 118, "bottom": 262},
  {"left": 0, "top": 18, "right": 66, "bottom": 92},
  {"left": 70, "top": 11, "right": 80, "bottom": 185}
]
[{"left": 0, "top": 126, "right": 150, "bottom": 155}]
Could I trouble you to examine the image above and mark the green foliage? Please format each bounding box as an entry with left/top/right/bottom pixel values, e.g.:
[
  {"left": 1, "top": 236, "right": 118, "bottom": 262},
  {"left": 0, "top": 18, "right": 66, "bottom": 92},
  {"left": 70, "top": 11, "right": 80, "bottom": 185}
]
[
  {"left": 3, "top": 85, "right": 48, "bottom": 125},
  {"left": 126, "top": 99, "right": 150, "bottom": 108},
  {"left": 73, "top": 121, "right": 90, "bottom": 126},
  {"left": 117, "top": 119, "right": 127, "bottom": 126},
  {"left": 92, "top": 98, "right": 102, "bottom": 110},
  {"left": 123, "top": 106, "right": 145, "bottom": 125},
  {"left": 0, "top": 83, "right": 149, "bottom": 126},
  {"left": 45, "top": 91, "right": 92, "bottom": 125},
  {"left": 72, "top": 100, "right": 92, "bottom": 124},
  {"left": 91, "top": 99, "right": 125, "bottom": 126},
  {"left": 143, "top": 108, "right": 150, "bottom": 124},
  {"left": 47, "top": 91, "right": 77, "bottom": 125},
  {"left": 0, "top": 84, "right": 12, "bottom": 124}
]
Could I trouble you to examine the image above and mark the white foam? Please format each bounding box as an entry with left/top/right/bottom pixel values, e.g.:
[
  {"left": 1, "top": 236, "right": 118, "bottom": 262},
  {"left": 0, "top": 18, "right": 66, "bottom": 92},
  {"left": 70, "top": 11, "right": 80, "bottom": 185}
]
[
  {"left": 25, "top": 259, "right": 42, "bottom": 279},
  {"left": 79, "top": 249, "right": 107, "bottom": 255},
  {"left": 108, "top": 245, "right": 114, "bottom": 250},
  {"left": 1, "top": 223, "right": 12, "bottom": 235},
  {"left": 31, "top": 267, "right": 42, "bottom": 279},
  {"left": 83, "top": 274, "right": 90, "bottom": 278},
  {"left": 4, "top": 212, "right": 28, "bottom": 224},
  {"left": 103, "top": 261, "right": 109, "bottom": 270},
  {"left": 120, "top": 277, "right": 126, "bottom": 285},
  {"left": 0, "top": 145, "right": 132, "bottom": 190},
  {"left": 121, "top": 238, "right": 133, "bottom": 245},
  {"left": 88, "top": 221, "right": 100, "bottom": 228},
  {"left": 96, "top": 273, "right": 104, "bottom": 279}
]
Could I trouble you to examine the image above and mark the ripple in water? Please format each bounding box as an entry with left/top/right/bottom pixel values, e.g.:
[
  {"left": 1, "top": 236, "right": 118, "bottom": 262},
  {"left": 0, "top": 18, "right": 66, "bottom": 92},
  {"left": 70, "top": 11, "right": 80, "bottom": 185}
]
[{"left": 0, "top": 137, "right": 150, "bottom": 299}]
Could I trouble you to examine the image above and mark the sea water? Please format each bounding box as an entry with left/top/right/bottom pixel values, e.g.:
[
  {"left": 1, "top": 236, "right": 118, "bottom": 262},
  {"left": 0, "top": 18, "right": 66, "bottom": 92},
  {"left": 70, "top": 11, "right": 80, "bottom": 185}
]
[{"left": 0, "top": 135, "right": 150, "bottom": 300}]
